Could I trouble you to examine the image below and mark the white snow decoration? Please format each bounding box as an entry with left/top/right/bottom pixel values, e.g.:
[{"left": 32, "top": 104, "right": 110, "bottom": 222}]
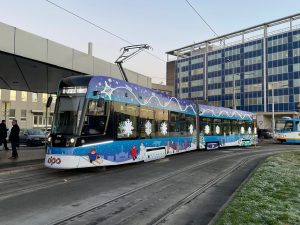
[
  {"left": 119, "top": 119, "right": 134, "bottom": 137},
  {"left": 189, "top": 124, "right": 194, "bottom": 135},
  {"left": 145, "top": 120, "right": 152, "bottom": 136},
  {"left": 216, "top": 125, "right": 220, "bottom": 134},
  {"left": 108, "top": 78, "right": 112, "bottom": 83},
  {"left": 100, "top": 81, "right": 114, "bottom": 99},
  {"left": 160, "top": 122, "right": 168, "bottom": 135},
  {"left": 204, "top": 125, "right": 210, "bottom": 134},
  {"left": 248, "top": 127, "right": 252, "bottom": 134},
  {"left": 125, "top": 85, "right": 132, "bottom": 92},
  {"left": 241, "top": 126, "right": 245, "bottom": 134}
]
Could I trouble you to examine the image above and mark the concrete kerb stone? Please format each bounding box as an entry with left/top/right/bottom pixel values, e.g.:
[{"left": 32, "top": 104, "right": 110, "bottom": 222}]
[
  {"left": 0, "top": 163, "right": 44, "bottom": 175},
  {"left": 208, "top": 155, "right": 266, "bottom": 225}
]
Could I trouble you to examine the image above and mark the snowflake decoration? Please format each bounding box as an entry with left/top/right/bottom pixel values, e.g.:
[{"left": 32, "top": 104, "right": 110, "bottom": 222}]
[
  {"left": 189, "top": 124, "right": 194, "bottom": 135},
  {"left": 145, "top": 120, "right": 152, "bottom": 136},
  {"left": 160, "top": 122, "right": 168, "bottom": 135},
  {"left": 108, "top": 78, "right": 112, "bottom": 83},
  {"left": 248, "top": 127, "right": 252, "bottom": 134},
  {"left": 216, "top": 125, "right": 220, "bottom": 134},
  {"left": 100, "top": 81, "right": 114, "bottom": 99},
  {"left": 240, "top": 126, "right": 245, "bottom": 134},
  {"left": 204, "top": 125, "right": 210, "bottom": 134},
  {"left": 119, "top": 119, "right": 134, "bottom": 137}
]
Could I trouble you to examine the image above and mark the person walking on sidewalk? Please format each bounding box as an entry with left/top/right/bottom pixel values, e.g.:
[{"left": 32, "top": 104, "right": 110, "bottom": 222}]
[
  {"left": 8, "top": 119, "right": 20, "bottom": 159},
  {"left": 0, "top": 120, "right": 10, "bottom": 150}
]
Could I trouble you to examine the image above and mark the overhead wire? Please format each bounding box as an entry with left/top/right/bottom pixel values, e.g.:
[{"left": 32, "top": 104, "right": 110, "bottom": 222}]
[
  {"left": 45, "top": 0, "right": 166, "bottom": 63},
  {"left": 185, "top": 0, "right": 218, "bottom": 37}
]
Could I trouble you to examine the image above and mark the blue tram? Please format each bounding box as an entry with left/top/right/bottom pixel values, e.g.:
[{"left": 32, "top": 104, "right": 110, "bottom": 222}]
[
  {"left": 274, "top": 118, "right": 300, "bottom": 143},
  {"left": 45, "top": 75, "right": 255, "bottom": 169}
]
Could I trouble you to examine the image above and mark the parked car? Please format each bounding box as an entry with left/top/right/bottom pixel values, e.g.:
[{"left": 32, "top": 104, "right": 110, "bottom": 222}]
[
  {"left": 19, "top": 128, "right": 46, "bottom": 146},
  {"left": 258, "top": 129, "right": 272, "bottom": 139}
]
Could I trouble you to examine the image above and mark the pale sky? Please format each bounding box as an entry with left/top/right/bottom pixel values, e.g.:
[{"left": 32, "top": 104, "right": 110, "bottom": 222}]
[{"left": 0, "top": 0, "right": 300, "bottom": 84}]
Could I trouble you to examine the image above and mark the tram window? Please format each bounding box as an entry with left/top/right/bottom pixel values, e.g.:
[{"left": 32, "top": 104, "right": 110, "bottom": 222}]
[
  {"left": 231, "top": 120, "right": 240, "bottom": 135},
  {"left": 169, "top": 111, "right": 186, "bottom": 137},
  {"left": 81, "top": 100, "right": 110, "bottom": 135},
  {"left": 185, "top": 114, "right": 195, "bottom": 136},
  {"left": 114, "top": 102, "right": 138, "bottom": 139},
  {"left": 284, "top": 122, "right": 293, "bottom": 131},
  {"left": 155, "top": 109, "right": 169, "bottom": 137},
  {"left": 223, "top": 119, "right": 231, "bottom": 135},
  {"left": 212, "top": 119, "right": 223, "bottom": 135},
  {"left": 296, "top": 122, "right": 300, "bottom": 131},
  {"left": 200, "top": 117, "right": 212, "bottom": 136},
  {"left": 140, "top": 106, "right": 155, "bottom": 138}
]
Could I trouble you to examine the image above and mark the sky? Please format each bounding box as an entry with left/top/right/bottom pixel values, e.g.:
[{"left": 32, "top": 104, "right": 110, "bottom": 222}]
[{"left": 0, "top": 0, "right": 300, "bottom": 84}]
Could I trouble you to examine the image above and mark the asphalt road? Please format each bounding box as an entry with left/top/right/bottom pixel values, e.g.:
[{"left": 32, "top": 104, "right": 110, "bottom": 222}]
[{"left": 0, "top": 144, "right": 298, "bottom": 225}]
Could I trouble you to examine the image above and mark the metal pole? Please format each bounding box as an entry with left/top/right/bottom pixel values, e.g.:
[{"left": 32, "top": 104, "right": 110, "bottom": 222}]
[
  {"left": 272, "top": 85, "right": 275, "bottom": 136},
  {"left": 233, "top": 74, "right": 236, "bottom": 110}
]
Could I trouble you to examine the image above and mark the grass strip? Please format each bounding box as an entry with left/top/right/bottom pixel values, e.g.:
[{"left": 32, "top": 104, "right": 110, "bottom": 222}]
[{"left": 214, "top": 151, "right": 300, "bottom": 225}]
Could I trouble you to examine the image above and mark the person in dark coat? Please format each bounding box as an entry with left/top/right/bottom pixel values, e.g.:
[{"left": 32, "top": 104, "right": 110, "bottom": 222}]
[
  {"left": 0, "top": 120, "right": 9, "bottom": 150},
  {"left": 9, "top": 119, "right": 20, "bottom": 159}
]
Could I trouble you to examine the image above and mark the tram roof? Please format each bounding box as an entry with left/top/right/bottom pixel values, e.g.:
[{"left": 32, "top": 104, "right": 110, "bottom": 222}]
[
  {"left": 198, "top": 104, "right": 254, "bottom": 121},
  {"left": 61, "top": 75, "right": 254, "bottom": 120}
]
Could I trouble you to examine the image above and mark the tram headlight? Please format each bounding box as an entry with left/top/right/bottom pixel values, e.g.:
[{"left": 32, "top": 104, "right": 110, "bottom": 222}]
[{"left": 66, "top": 137, "right": 77, "bottom": 147}]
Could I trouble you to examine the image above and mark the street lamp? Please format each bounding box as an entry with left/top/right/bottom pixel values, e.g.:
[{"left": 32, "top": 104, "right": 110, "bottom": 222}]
[
  {"left": 269, "top": 82, "right": 288, "bottom": 136},
  {"left": 226, "top": 58, "right": 238, "bottom": 109}
]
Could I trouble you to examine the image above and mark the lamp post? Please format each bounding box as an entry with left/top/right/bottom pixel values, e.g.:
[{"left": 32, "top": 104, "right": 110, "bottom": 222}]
[
  {"left": 271, "top": 84, "right": 275, "bottom": 136},
  {"left": 269, "top": 82, "right": 288, "bottom": 136},
  {"left": 226, "top": 58, "right": 237, "bottom": 109}
]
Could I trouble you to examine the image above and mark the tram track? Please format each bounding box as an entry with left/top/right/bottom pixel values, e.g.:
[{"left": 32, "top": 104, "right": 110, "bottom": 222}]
[
  {"left": 0, "top": 150, "right": 239, "bottom": 201},
  {"left": 48, "top": 152, "right": 243, "bottom": 225},
  {"left": 46, "top": 147, "right": 296, "bottom": 225},
  {"left": 0, "top": 146, "right": 296, "bottom": 202}
]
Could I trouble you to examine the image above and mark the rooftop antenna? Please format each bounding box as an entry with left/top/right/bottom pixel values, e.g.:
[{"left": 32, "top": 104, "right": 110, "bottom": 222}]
[{"left": 115, "top": 44, "right": 152, "bottom": 82}]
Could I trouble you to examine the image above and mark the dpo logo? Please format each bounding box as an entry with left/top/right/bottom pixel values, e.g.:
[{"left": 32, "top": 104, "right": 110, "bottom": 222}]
[{"left": 48, "top": 156, "right": 61, "bottom": 165}]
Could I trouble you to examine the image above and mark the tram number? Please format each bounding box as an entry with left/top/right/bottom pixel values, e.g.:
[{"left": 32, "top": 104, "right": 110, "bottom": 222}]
[{"left": 47, "top": 156, "right": 62, "bottom": 165}]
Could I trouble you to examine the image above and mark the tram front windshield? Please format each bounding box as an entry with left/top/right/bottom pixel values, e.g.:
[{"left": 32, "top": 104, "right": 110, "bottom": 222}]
[{"left": 52, "top": 95, "right": 85, "bottom": 135}]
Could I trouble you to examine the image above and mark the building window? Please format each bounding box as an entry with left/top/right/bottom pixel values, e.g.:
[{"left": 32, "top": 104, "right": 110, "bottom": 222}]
[
  {"left": 10, "top": 90, "right": 16, "bottom": 101},
  {"left": 42, "top": 93, "right": 48, "bottom": 104},
  {"left": 9, "top": 109, "right": 15, "bottom": 119},
  {"left": 32, "top": 93, "right": 38, "bottom": 103},
  {"left": 294, "top": 63, "right": 300, "bottom": 72},
  {"left": 268, "top": 51, "right": 288, "bottom": 61},
  {"left": 244, "top": 56, "right": 262, "bottom": 65},
  {"left": 21, "top": 91, "right": 27, "bottom": 102},
  {"left": 33, "top": 115, "right": 53, "bottom": 127},
  {"left": 293, "top": 48, "right": 300, "bottom": 57},
  {"left": 244, "top": 43, "right": 262, "bottom": 53},
  {"left": 268, "top": 65, "right": 288, "bottom": 76},
  {"left": 21, "top": 109, "right": 27, "bottom": 120},
  {"left": 51, "top": 94, "right": 57, "bottom": 104},
  {"left": 268, "top": 37, "right": 288, "bottom": 47},
  {"left": 293, "top": 34, "right": 300, "bottom": 42}
]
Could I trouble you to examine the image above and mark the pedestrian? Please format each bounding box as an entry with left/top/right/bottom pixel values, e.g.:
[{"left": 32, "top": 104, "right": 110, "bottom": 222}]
[
  {"left": 8, "top": 119, "right": 20, "bottom": 159},
  {"left": 0, "top": 120, "right": 10, "bottom": 150}
]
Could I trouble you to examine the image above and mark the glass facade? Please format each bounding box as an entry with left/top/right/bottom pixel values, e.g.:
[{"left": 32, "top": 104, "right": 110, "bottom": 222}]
[{"left": 175, "top": 28, "right": 300, "bottom": 113}]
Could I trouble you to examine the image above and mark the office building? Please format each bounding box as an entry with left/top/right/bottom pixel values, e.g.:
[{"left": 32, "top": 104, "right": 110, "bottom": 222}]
[{"left": 166, "top": 13, "right": 300, "bottom": 129}]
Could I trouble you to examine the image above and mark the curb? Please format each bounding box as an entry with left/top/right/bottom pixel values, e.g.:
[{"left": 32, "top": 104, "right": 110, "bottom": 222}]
[
  {"left": 208, "top": 156, "right": 266, "bottom": 225},
  {"left": 0, "top": 162, "right": 45, "bottom": 175}
]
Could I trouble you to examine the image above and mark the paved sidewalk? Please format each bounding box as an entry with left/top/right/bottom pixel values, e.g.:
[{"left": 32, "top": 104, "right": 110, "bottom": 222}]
[{"left": 0, "top": 146, "right": 45, "bottom": 172}]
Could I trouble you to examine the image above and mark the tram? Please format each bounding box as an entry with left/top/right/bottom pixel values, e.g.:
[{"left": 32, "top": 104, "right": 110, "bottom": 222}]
[
  {"left": 274, "top": 117, "right": 300, "bottom": 143},
  {"left": 45, "top": 75, "right": 256, "bottom": 169}
]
